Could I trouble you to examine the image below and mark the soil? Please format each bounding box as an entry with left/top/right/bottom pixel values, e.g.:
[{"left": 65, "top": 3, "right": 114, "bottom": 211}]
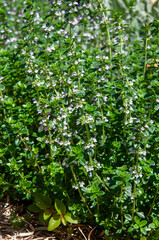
[{"left": 0, "top": 197, "right": 106, "bottom": 240}]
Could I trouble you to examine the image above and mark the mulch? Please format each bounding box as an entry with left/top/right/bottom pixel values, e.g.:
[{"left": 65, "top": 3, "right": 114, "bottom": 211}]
[{"left": 0, "top": 197, "right": 106, "bottom": 240}]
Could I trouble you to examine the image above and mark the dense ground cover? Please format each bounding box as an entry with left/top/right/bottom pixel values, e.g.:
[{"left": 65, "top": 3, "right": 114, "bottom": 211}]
[{"left": 0, "top": 0, "right": 159, "bottom": 239}]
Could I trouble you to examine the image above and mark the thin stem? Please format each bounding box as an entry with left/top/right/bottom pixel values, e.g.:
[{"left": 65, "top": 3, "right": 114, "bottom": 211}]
[
  {"left": 45, "top": 116, "right": 53, "bottom": 159},
  {"left": 70, "top": 165, "right": 92, "bottom": 214},
  {"left": 101, "top": 108, "right": 105, "bottom": 146},
  {"left": 85, "top": 123, "right": 93, "bottom": 166},
  {"left": 85, "top": 123, "right": 109, "bottom": 191},
  {"left": 120, "top": 184, "right": 124, "bottom": 227},
  {"left": 147, "top": 192, "right": 158, "bottom": 217},
  {"left": 85, "top": 123, "right": 90, "bottom": 141},
  {"left": 95, "top": 172, "right": 110, "bottom": 192},
  {"left": 132, "top": 182, "right": 136, "bottom": 223},
  {"left": 101, "top": 6, "right": 112, "bottom": 60},
  {"left": 120, "top": 33, "right": 123, "bottom": 54},
  {"left": 45, "top": 37, "right": 49, "bottom": 66},
  {"left": 143, "top": 24, "right": 148, "bottom": 78},
  {"left": 132, "top": 152, "right": 139, "bottom": 222},
  {"left": 99, "top": 1, "right": 112, "bottom": 80}
]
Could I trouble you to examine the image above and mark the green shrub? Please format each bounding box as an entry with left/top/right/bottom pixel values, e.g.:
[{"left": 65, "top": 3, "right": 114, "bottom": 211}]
[{"left": 0, "top": 0, "right": 159, "bottom": 239}]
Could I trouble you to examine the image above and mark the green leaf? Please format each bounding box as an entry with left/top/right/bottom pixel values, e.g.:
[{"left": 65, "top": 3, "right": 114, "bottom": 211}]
[
  {"left": 124, "top": 214, "right": 132, "bottom": 221},
  {"left": 153, "top": 217, "right": 159, "bottom": 227},
  {"left": 28, "top": 203, "right": 41, "bottom": 213},
  {"left": 48, "top": 213, "right": 61, "bottom": 231},
  {"left": 34, "top": 192, "right": 52, "bottom": 210},
  {"left": 148, "top": 223, "right": 156, "bottom": 229},
  {"left": 0, "top": 84, "right": 5, "bottom": 91},
  {"left": 137, "top": 212, "right": 145, "bottom": 219},
  {"left": 43, "top": 208, "right": 52, "bottom": 220},
  {"left": 128, "top": 226, "right": 134, "bottom": 232},
  {"left": 134, "top": 216, "right": 140, "bottom": 225},
  {"left": 140, "top": 227, "right": 147, "bottom": 235},
  {"left": 55, "top": 199, "right": 66, "bottom": 215},
  {"left": 15, "top": 139, "right": 21, "bottom": 146},
  {"left": 61, "top": 216, "right": 67, "bottom": 226},
  {"left": 4, "top": 97, "right": 13, "bottom": 105},
  {"left": 134, "top": 224, "right": 139, "bottom": 229},
  {"left": 64, "top": 212, "right": 79, "bottom": 224},
  {"left": 140, "top": 237, "right": 147, "bottom": 240},
  {"left": 139, "top": 220, "right": 147, "bottom": 228}
]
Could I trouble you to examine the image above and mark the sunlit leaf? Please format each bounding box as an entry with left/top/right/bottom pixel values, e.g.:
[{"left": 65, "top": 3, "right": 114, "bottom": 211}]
[
  {"left": 48, "top": 213, "right": 61, "bottom": 231},
  {"left": 55, "top": 199, "right": 66, "bottom": 215},
  {"left": 64, "top": 212, "right": 79, "bottom": 224}
]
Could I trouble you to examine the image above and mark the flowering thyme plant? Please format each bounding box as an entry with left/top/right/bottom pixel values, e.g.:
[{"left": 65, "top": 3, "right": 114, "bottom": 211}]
[{"left": 0, "top": 0, "right": 159, "bottom": 239}]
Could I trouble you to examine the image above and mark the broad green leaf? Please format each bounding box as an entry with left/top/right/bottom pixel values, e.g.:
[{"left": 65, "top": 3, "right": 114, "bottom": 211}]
[
  {"left": 48, "top": 213, "right": 61, "bottom": 231},
  {"left": 134, "top": 224, "right": 139, "bottom": 229},
  {"left": 124, "top": 214, "right": 132, "bottom": 221},
  {"left": 55, "top": 199, "right": 66, "bottom": 215},
  {"left": 15, "top": 139, "right": 21, "bottom": 146},
  {"left": 4, "top": 97, "right": 13, "bottom": 105},
  {"left": 134, "top": 216, "right": 140, "bottom": 225},
  {"left": 148, "top": 223, "right": 156, "bottom": 229},
  {"left": 64, "top": 212, "right": 79, "bottom": 224},
  {"left": 137, "top": 212, "right": 145, "bottom": 219},
  {"left": 140, "top": 227, "right": 147, "bottom": 235},
  {"left": 153, "top": 217, "right": 159, "bottom": 227},
  {"left": 139, "top": 220, "right": 147, "bottom": 228},
  {"left": 0, "top": 84, "right": 5, "bottom": 91},
  {"left": 128, "top": 226, "right": 134, "bottom": 232},
  {"left": 34, "top": 192, "right": 52, "bottom": 210},
  {"left": 28, "top": 203, "right": 41, "bottom": 213},
  {"left": 43, "top": 208, "right": 52, "bottom": 220},
  {"left": 61, "top": 216, "right": 67, "bottom": 226}
]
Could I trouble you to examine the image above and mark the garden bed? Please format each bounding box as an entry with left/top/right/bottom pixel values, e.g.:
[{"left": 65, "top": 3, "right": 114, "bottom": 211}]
[
  {"left": 0, "top": 198, "right": 106, "bottom": 240},
  {"left": 0, "top": 0, "right": 159, "bottom": 239}
]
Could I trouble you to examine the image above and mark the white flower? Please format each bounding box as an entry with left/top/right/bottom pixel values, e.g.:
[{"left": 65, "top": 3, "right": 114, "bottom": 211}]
[{"left": 80, "top": 181, "right": 85, "bottom": 187}]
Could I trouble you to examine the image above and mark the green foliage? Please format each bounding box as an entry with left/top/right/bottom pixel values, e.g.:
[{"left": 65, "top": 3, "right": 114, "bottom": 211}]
[
  {"left": 34, "top": 192, "right": 52, "bottom": 210},
  {"left": 0, "top": 0, "right": 159, "bottom": 239},
  {"left": 28, "top": 195, "right": 78, "bottom": 231},
  {"left": 48, "top": 214, "right": 61, "bottom": 231}
]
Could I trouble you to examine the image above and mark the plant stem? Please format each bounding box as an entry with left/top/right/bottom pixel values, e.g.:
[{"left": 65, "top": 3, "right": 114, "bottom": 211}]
[
  {"left": 85, "top": 123, "right": 93, "bottom": 166},
  {"left": 70, "top": 165, "right": 92, "bottom": 214},
  {"left": 143, "top": 23, "right": 148, "bottom": 78},
  {"left": 132, "top": 182, "right": 136, "bottom": 223},
  {"left": 101, "top": 108, "right": 105, "bottom": 146},
  {"left": 85, "top": 123, "right": 109, "bottom": 192},
  {"left": 98, "top": 1, "right": 112, "bottom": 80},
  {"left": 95, "top": 172, "right": 110, "bottom": 192},
  {"left": 120, "top": 184, "right": 124, "bottom": 227},
  {"left": 120, "top": 33, "right": 123, "bottom": 54},
  {"left": 147, "top": 192, "right": 158, "bottom": 217},
  {"left": 45, "top": 37, "right": 49, "bottom": 66},
  {"left": 132, "top": 152, "right": 139, "bottom": 222},
  {"left": 45, "top": 115, "right": 53, "bottom": 159}
]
